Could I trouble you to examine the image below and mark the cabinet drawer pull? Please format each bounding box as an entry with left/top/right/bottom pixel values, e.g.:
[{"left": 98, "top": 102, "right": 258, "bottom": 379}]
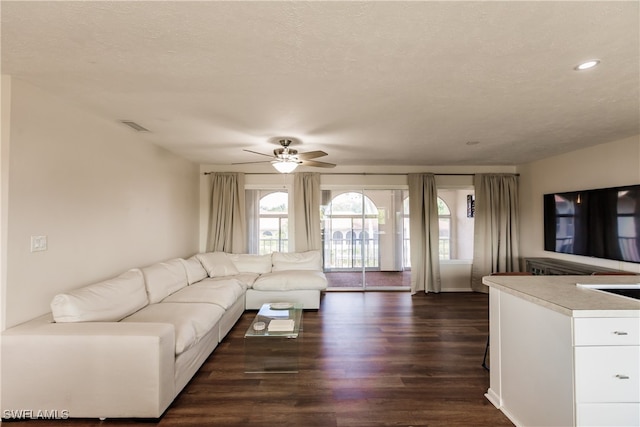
[
  {"left": 615, "top": 374, "right": 630, "bottom": 380},
  {"left": 613, "top": 331, "right": 629, "bottom": 335}
]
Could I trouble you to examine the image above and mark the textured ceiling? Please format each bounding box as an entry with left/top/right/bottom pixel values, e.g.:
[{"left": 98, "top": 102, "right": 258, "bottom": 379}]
[{"left": 2, "top": 1, "right": 639, "bottom": 168}]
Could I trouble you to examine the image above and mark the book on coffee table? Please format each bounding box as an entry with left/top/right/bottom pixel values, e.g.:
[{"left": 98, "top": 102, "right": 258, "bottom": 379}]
[{"left": 267, "top": 319, "right": 295, "bottom": 332}]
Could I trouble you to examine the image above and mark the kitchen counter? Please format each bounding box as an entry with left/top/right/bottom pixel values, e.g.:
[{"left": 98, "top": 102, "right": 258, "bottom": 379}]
[{"left": 482, "top": 274, "right": 640, "bottom": 317}]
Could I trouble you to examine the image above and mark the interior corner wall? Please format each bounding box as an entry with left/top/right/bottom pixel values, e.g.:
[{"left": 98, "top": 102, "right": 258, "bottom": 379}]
[
  {"left": 1, "top": 75, "right": 13, "bottom": 331},
  {"left": 518, "top": 134, "right": 640, "bottom": 273},
  {"left": 3, "top": 78, "right": 201, "bottom": 328}
]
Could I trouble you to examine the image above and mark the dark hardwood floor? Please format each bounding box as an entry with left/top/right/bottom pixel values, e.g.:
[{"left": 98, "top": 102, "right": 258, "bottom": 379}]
[{"left": 17, "top": 292, "right": 513, "bottom": 426}]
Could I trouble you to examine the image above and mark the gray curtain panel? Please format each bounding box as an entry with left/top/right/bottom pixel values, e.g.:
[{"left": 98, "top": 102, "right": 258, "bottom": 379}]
[
  {"left": 471, "top": 173, "right": 521, "bottom": 292},
  {"left": 408, "top": 173, "right": 442, "bottom": 294},
  {"left": 206, "top": 172, "right": 247, "bottom": 253},
  {"left": 293, "top": 172, "right": 321, "bottom": 252}
]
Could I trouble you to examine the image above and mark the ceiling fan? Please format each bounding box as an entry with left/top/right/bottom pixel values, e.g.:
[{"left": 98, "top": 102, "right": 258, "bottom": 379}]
[{"left": 234, "top": 138, "right": 336, "bottom": 173}]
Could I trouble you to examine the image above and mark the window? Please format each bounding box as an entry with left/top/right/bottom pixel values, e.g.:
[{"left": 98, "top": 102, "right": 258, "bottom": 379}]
[
  {"left": 438, "top": 198, "right": 451, "bottom": 259},
  {"left": 245, "top": 185, "right": 473, "bottom": 264},
  {"left": 403, "top": 190, "right": 474, "bottom": 263},
  {"left": 323, "top": 191, "right": 380, "bottom": 269},
  {"left": 403, "top": 198, "right": 411, "bottom": 267},
  {"left": 259, "top": 191, "right": 288, "bottom": 254},
  {"left": 246, "top": 189, "right": 294, "bottom": 254}
]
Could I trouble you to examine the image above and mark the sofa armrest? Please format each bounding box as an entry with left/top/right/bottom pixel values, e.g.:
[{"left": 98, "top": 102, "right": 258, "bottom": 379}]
[{"left": 1, "top": 315, "right": 176, "bottom": 419}]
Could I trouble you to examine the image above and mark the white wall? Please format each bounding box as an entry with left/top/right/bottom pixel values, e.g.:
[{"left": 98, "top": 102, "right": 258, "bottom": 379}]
[
  {"left": 518, "top": 134, "right": 640, "bottom": 273},
  {"left": 1, "top": 77, "right": 201, "bottom": 328},
  {"left": 440, "top": 261, "right": 473, "bottom": 292}
]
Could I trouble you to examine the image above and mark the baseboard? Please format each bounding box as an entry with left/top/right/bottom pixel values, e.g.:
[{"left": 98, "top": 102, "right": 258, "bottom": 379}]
[{"left": 485, "top": 389, "right": 501, "bottom": 408}]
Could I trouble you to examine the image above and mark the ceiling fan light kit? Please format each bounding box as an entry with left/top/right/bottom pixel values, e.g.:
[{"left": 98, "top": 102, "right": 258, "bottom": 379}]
[{"left": 271, "top": 159, "right": 299, "bottom": 173}]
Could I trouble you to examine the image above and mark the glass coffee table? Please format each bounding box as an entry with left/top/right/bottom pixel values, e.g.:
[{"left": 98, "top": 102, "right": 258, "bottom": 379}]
[{"left": 244, "top": 302, "right": 303, "bottom": 373}]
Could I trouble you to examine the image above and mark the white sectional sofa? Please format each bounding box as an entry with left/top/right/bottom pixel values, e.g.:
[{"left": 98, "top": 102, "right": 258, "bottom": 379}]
[{"left": 1, "top": 250, "right": 326, "bottom": 420}]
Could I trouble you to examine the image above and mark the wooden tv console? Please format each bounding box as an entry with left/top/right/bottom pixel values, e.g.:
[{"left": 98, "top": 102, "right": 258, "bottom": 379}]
[{"left": 524, "top": 257, "right": 629, "bottom": 276}]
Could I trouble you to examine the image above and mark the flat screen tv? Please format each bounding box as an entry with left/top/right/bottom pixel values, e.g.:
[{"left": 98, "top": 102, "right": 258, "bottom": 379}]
[{"left": 543, "top": 184, "right": 640, "bottom": 264}]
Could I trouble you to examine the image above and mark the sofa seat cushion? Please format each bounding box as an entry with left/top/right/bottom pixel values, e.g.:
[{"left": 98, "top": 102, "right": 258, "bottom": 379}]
[
  {"left": 122, "top": 302, "right": 224, "bottom": 355},
  {"left": 162, "top": 279, "right": 245, "bottom": 310},
  {"left": 142, "top": 258, "right": 188, "bottom": 304},
  {"left": 50, "top": 269, "right": 148, "bottom": 323},
  {"left": 252, "top": 270, "right": 328, "bottom": 291},
  {"left": 208, "top": 273, "right": 258, "bottom": 289},
  {"left": 272, "top": 250, "right": 322, "bottom": 271}
]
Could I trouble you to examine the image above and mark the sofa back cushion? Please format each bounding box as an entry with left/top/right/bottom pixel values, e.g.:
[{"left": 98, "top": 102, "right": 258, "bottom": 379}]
[
  {"left": 228, "top": 253, "right": 272, "bottom": 274},
  {"left": 272, "top": 250, "right": 322, "bottom": 271},
  {"left": 50, "top": 269, "right": 148, "bottom": 323},
  {"left": 196, "top": 252, "right": 239, "bottom": 278},
  {"left": 180, "top": 256, "right": 208, "bottom": 285},
  {"left": 142, "top": 258, "right": 189, "bottom": 303}
]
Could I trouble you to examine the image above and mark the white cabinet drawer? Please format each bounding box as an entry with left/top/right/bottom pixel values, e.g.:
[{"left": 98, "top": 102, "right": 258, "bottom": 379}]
[
  {"left": 574, "top": 318, "right": 640, "bottom": 346},
  {"left": 575, "top": 346, "right": 640, "bottom": 402},
  {"left": 576, "top": 403, "right": 640, "bottom": 427}
]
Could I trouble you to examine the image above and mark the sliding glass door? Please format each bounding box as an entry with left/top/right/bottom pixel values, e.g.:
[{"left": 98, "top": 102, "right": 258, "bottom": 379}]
[{"left": 321, "top": 189, "right": 410, "bottom": 290}]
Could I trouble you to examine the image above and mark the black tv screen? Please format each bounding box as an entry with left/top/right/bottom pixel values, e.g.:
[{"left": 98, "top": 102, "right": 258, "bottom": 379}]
[{"left": 544, "top": 184, "right": 640, "bottom": 264}]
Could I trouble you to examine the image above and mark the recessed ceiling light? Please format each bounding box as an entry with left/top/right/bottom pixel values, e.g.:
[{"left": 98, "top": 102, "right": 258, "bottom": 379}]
[{"left": 574, "top": 60, "right": 600, "bottom": 71}]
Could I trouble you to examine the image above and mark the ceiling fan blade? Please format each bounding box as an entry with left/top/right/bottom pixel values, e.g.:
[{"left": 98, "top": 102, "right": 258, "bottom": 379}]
[
  {"left": 231, "top": 160, "right": 271, "bottom": 165},
  {"left": 243, "top": 149, "right": 274, "bottom": 159},
  {"left": 296, "top": 150, "right": 328, "bottom": 160},
  {"left": 300, "top": 159, "right": 336, "bottom": 168}
]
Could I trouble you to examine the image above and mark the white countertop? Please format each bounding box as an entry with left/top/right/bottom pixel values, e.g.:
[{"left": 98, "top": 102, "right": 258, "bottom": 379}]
[{"left": 482, "top": 275, "right": 640, "bottom": 317}]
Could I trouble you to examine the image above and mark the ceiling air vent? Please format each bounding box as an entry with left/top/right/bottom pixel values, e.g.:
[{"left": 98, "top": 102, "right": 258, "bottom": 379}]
[{"left": 120, "top": 120, "right": 150, "bottom": 132}]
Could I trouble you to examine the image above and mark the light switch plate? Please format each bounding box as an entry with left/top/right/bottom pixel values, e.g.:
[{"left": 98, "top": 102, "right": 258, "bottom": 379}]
[{"left": 30, "top": 235, "right": 47, "bottom": 252}]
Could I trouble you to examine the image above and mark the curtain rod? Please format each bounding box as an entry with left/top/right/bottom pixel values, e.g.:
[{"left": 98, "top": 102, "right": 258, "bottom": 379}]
[{"left": 203, "top": 172, "right": 519, "bottom": 176}]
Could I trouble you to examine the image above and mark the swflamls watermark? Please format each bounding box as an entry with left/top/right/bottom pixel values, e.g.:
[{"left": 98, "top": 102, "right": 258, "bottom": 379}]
[{"left": 3, "top": 409, "right": 70, "bottom": 420}]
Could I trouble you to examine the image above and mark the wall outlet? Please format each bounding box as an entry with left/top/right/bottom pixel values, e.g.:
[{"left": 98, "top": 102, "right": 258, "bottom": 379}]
[{"left": 30, "top": 235, "right": 48, "bottom": 252}]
